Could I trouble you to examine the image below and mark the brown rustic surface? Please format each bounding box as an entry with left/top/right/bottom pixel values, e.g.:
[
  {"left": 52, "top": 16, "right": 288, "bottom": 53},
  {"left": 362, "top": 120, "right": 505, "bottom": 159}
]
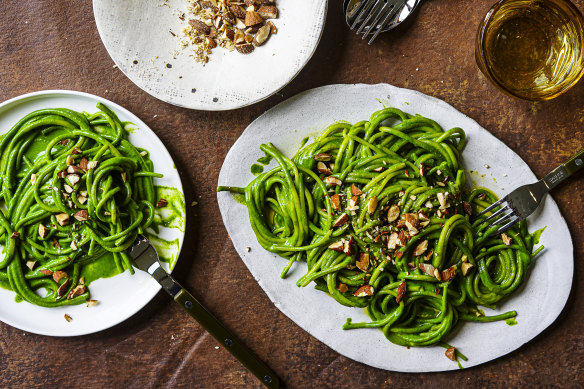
[{"left": 0, "top": 0, "right": 583, "bottom": 388}]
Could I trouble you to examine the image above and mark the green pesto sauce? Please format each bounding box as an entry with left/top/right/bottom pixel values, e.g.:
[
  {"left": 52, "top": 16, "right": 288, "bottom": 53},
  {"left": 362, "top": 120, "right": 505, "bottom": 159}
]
[
  {"left": 154, "top": 186, "right": 186, "bottom": 232},
  {"left": 24, "top": 128, "right": 71, "bottom": 161},
  {"left": 257, "top": 153, "right": 273, "bottom": 165},
  {"left": 233, "top": 193, "right": 247, "bottom": 205},
  {"left": 299, "top": 136, "right": 310, "bottom": 150},
  {"left": 145, "top": 233, "right": 180, "bottom": 269},
  {"left": 80, "top": 252, "right": 122, "bottom": 286},
  {"left": 251, "top": 163, "right": 264, "bottom": 175},
  {"left": 123, "top": 122, "right": 137, "bottom": 134},
  {"left": 506, "top": 318, "right": 518, "bottom": 326}
]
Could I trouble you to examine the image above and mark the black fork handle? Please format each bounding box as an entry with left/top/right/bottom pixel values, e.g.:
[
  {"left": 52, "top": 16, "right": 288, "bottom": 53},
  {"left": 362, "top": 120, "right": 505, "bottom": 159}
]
[{"left": 542, "top": 149, "right": 584, "bottom": 190}]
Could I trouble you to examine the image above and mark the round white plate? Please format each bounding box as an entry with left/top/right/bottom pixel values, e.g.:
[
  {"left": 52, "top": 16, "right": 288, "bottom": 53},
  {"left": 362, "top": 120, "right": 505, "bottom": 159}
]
[
  {"left": 217, "top": 84, "right": 574, "bottom": 372},
  {"left": 93, "top": 0, "right": 328, "bottom": 111},
  {"left": 0, "top": 90, "right": 185, "bottom": 336}
]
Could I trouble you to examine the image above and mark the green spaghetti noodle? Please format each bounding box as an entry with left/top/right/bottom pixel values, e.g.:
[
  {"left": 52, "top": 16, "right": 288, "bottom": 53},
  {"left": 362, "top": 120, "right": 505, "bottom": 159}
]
[
  {"left": 0, "top": 103, "right": 162, "bottom": 307},
  {"left": 218, "top": 107, "right": 543, "bottom": 359}
]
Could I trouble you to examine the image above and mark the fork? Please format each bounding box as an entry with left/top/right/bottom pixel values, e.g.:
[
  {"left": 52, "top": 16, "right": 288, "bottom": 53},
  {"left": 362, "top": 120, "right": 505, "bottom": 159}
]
[
  {"left": 347, "top": 0, "right": 408, "bottom": 44},
  {"left": 477, "top": 149, "right": 584, "bottom": 233}
]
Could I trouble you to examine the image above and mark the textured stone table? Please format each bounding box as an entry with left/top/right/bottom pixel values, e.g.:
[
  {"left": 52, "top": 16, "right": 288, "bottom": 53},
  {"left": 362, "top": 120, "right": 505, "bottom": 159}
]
[{"left": 0, "top": 0, "right": 582, "bottom": 387}]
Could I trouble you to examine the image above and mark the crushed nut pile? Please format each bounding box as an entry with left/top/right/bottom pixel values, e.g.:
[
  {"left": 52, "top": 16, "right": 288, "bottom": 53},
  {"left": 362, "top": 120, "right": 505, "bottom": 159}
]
[{"left": 180, "top": 0, "right": 278, "bottom": 63}]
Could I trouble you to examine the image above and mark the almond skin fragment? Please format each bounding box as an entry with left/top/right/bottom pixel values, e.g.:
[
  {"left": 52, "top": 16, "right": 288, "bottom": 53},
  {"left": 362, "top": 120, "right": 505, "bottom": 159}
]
[
  {"left": 235, "top": 43, "right": 255, "bottom": 54},
  {"left": 40, "top": 269, "right": 53, "bottom": 276},
  {"left": 397, "top": 230, "right": 408, "bottom": 246},
  {"left": 68, "top": 284, "right": 87, "bottom": 299},
  {"left": 353, "top": 285, "right": 374, "bottom": 297},
  {"left": 396, "top": 281, "right": 407, "bottom": 303},
  {"left": 57, "top": 278, "right": 71, "bottom": 298},
  {"left": 404, "top": 213, "right": 420, "bottom": 229},
  {"left": 317, "top": 162, "right": 332, "bottom": 175},
  {"left": 74, "top": 210, "right": 89, "bottom": 221},
  {"left": 332, "top": 213, "right": 349, "bottom": 227},
  {"left": 53, "top": 271, "right": 68, "bottom": 283},
  {"left": 64, "top": 314, "right": 72, "bottom": 322},
  {"left": 331, "top": 194, "right": 341, "bottom": 211},
  {"left": 328, "top": 241, "right": 344, "bottom": 252},
  {"left": 461, "top": 262, "right": 474, "bottom": 276},
  {"left": 324, "top": 176, "right": 342, "bottom": 186},
  {"left": 338, "top": 283, "right": 348, "bottom": 293},
  {"left": 67, "top": 165, "right": 83, "bottom": 174},
  {"left": 414, "top": 240, "right": 428, "bottom": 256},
  {"left": 356, "top": 253, "right": 369, "bottom": 272},
  {"left": 157, "top": 199, "right": 168, "bottom": 208},
  {"left": 419, "top": 263, "right": 436, "bottom": 277},
  {"left": 343, "top": 237, "right": 355, "bottom": 256},
  {"left": 253, "top": 24, "right": 271, "bottom": 46},
  {"left": 56, "top": 213, "right": 69, "bottom": 226},
  {"left": 79, "top": 157, "right": 88, "bottom": 171},
  {"left": 387, "top": 232, "right": 399, "bottom": 250},
  {"left": 445, "top": 347, "right": 456, "bottom": 361},
  {"left": 501, "top": 233, "right": 512, "bottom": 246},
  {"left": 313, "top": 153, "right": 333, "bottom": 161},
  {"left": 189, "top": 19, "right": 211, "bottom": 35},
  {"left": 245, "top": 10, "right": 263, "bottom": 26},
  {"left": 351, "top": 184, "right": 363, "bottom": 196},
  {"left": 257, "top": 5, "right": 277, "bottom": 18},
  {"left": 230, "top": 5, "right": 246, "bottom": 19},
  {"left": 387, "top": 205, "right": 400, "bottom": 222},
  {"left": 441, "top": 265, "right": 457, "bottom": 282},
  {"left": 10, "top": 231, "right": 19, "bottom": 239}
]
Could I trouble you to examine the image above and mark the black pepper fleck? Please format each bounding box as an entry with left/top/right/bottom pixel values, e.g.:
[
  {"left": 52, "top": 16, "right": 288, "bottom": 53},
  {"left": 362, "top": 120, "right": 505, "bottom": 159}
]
[
  {"left": 166, "top": 63, "right": 172, "bottom": 68},
  {"left": 191, "top": 88, "right": 197, "bottom": 93},
  {"left": 213, "top": 97, "right": 218, "bottom": 102},
  {"left": 133, "top": 60, "right": 138, "bottom": 64}
]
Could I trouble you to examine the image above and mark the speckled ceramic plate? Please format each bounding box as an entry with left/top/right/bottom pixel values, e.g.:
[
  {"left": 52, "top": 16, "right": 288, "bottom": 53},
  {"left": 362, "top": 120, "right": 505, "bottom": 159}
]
[
  {"left": 0, "top": 90, "right": 185, "bottom": 336},
  {"left": 217, "top": 84, "right": 573, "bottom": 372},
  {"left": 93, "top": 0, "right": 328, "bottom": 111}
]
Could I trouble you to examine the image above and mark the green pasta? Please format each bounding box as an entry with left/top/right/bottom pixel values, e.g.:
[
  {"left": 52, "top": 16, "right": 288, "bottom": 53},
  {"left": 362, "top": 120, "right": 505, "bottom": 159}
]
[
  {"left": 0, "top": 104, "right": 163, "bottom": 307},
  {"left": 218, "top": 107, "right": 543, "bottom": 359}
]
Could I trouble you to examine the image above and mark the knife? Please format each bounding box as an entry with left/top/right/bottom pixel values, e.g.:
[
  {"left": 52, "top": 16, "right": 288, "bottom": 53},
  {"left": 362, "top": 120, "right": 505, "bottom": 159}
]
[{"left": 127, "top": 234, "right": 280, "bottom": 388}]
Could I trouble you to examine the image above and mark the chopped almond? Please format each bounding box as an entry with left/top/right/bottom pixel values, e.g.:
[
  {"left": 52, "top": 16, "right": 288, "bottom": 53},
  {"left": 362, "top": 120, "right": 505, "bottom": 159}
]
[
  {"left": 353, "top": 285, "right": 374, "bottom": 297},
  {"left": 356, "top": 253, "right": 369, "bottom": 272},
  {"left": 396, "top": 281, "right": 407, "bottom": 303}
]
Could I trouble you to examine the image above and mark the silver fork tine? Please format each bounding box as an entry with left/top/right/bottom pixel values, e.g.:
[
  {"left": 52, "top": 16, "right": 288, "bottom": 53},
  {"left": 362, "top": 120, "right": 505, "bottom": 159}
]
[
  {"left": 367, "top": 0, "right": 405, "bottom": 44},
  {"left": 356, "top": 1, "right": 385, "bottom": 34},
  {"left": 496, "top": 217, "right": 520, "bottom": 234},
  {"left": 476, "top": 196, "right": 507, "bottom": 217},
  {"left": 489, "top": 209, "right": 517, "bottom": 228},
  {"left": 350, "top": 0, "right": 378, "bottom": 30},
  {"left": 481, "top": 203, "right": 510, "bottom": 223},
  {"left": 361, "top": 2, "right": 392, "bottom": 39}
]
